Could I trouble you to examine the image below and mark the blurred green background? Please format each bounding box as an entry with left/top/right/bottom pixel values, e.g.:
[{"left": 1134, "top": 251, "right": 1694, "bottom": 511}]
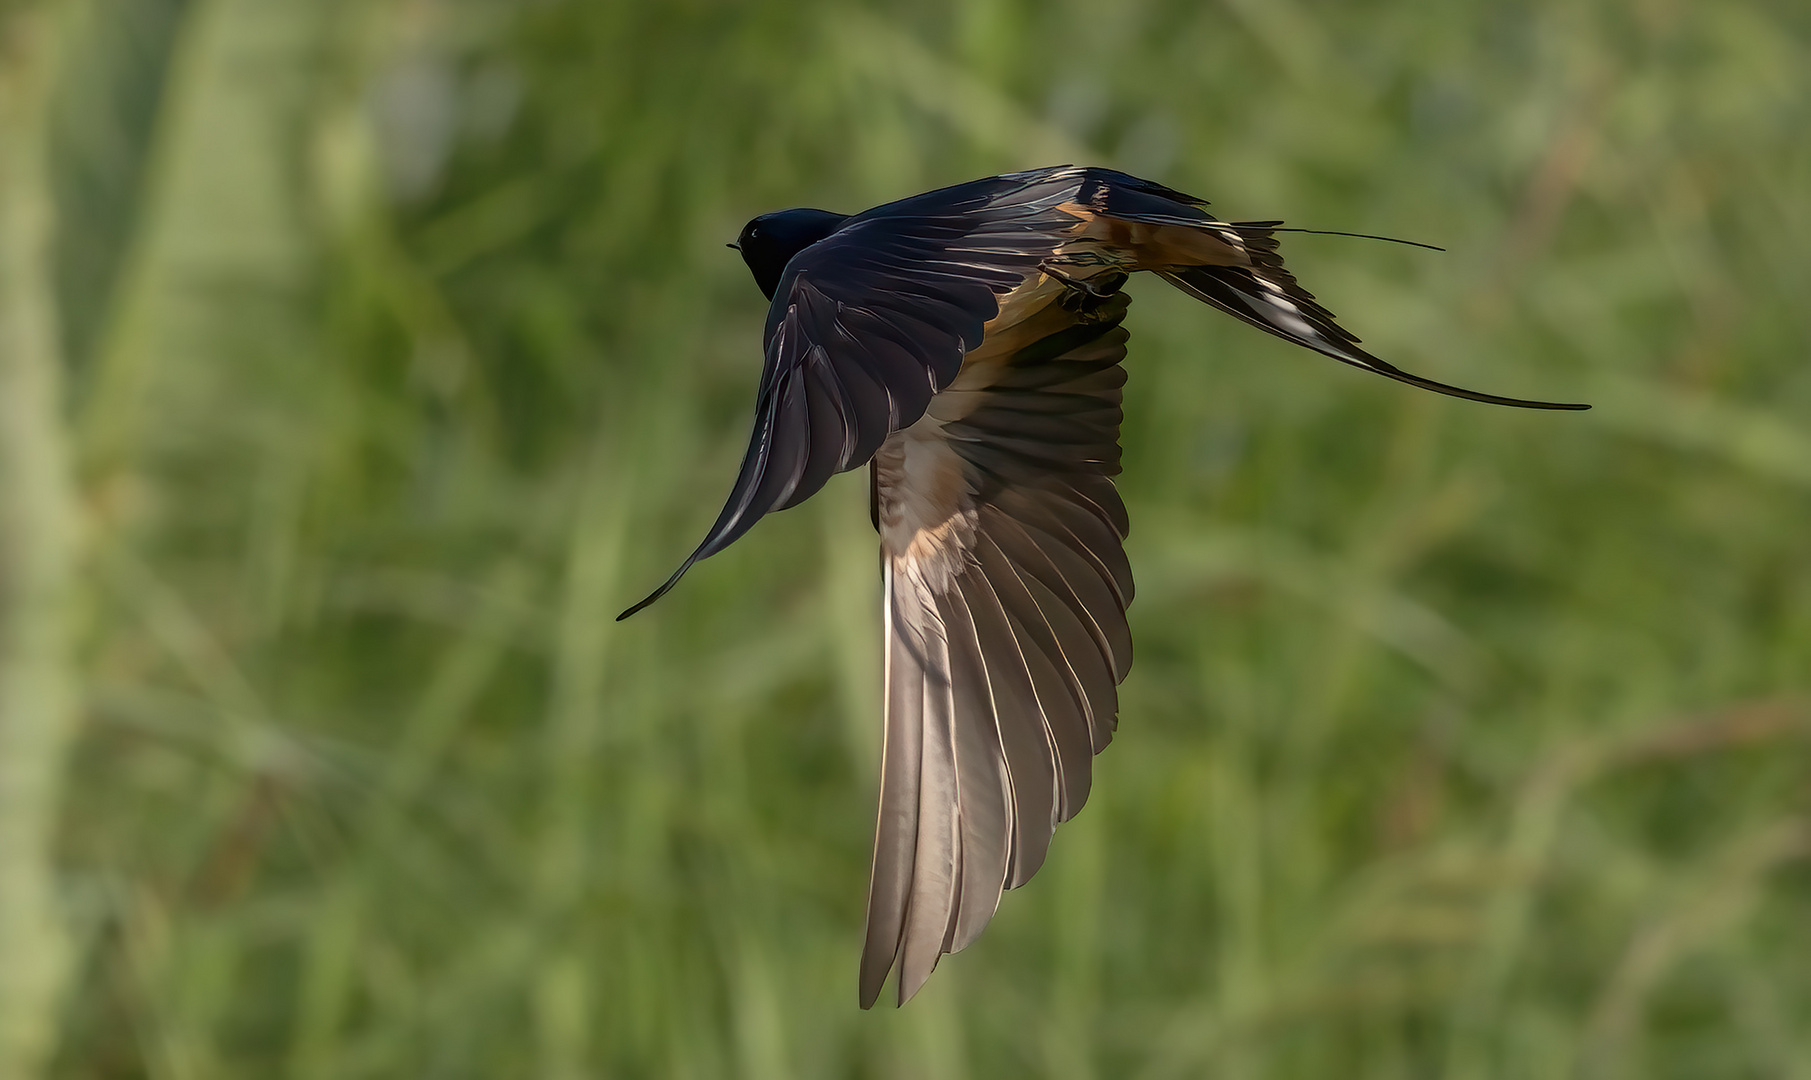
[{"left": 2, "top": 0, "right": 1809, "bottom": 1076}]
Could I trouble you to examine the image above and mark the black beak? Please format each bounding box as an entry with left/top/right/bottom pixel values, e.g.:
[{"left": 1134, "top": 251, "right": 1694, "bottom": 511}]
[{"left": 726, "top": 241, "right": 740, "bottom": 250}]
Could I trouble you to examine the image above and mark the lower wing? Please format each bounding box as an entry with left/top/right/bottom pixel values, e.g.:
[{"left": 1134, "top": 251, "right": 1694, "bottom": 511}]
[{"left": 861, "top": 283, "right": 1134, "bottom": 1008}]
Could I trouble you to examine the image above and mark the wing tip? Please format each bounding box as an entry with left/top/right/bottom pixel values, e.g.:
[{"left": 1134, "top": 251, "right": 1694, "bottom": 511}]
[
  {"left": 896, "top": 954, "right": 937, "bottom": 1007},
  {"left": 854, "top": 969, "right": 933, "bottom": 1010},
  {"left": 858, "top": 935, "right": 901, "bottom": 1010},
  {"left": 858, "top": 948, "right": 918, "bottom": 1009}
]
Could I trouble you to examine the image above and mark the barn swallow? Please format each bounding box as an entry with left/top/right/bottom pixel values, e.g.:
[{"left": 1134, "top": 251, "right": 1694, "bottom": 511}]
[{"left": 619, "top": 165, "right": 1586, "bottom": 1008}]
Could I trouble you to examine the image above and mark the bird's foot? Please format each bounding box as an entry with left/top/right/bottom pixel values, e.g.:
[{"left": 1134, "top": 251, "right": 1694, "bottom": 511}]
[{"left": 1042, "top": 262, "right": 1128, "bottom": 313}]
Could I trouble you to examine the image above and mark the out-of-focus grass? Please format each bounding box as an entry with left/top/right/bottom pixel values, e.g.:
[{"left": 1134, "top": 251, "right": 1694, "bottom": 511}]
[{"left": 10, "top": 0, "right": 1809, "bottom": 1076}]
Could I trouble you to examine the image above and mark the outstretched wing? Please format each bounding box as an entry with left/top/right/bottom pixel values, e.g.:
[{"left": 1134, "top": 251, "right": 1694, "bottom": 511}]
[
  {"left": 618, "top": 170, "right": 1095, "bottom": 619},
  {"left": 860, "top": 279, "right": 1135, "bottom": 1008}
]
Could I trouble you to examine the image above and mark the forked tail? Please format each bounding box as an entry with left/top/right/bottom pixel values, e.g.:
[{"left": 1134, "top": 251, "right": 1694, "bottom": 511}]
[
  {"left": 1073, "top": 169, "right": 1588, "bottom": 410},
  {"left": 1160, "top": 222, "right": 1588, "bottom": 410}
]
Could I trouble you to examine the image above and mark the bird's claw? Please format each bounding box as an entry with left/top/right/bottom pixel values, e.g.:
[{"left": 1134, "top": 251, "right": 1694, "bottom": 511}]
[{"left": 1041, "top": 262, "right": 1127, "bottom": 312}]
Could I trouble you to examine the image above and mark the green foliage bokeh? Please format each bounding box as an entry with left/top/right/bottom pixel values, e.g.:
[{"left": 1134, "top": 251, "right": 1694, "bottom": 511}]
[{"left": 29, "top": 0, "right": 1811, "bottom": 1076}]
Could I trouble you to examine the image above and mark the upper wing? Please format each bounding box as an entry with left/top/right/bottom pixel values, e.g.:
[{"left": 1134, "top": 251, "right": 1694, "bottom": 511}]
[
  {"left": 860, "top": 278, "right": 1135, "bottom": 1008},
  {"left": 618, "top": 169, "right": 1095, "bottom": 619}
]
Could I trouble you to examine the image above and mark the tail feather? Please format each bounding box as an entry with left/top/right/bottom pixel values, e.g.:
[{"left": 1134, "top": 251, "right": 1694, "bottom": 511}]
[
  {"left": 1073, "top": 170, "right": 1589, "bottom": 411},
  {"left": 1161, "top": 246, "right": 1588, "bottom": 410}
]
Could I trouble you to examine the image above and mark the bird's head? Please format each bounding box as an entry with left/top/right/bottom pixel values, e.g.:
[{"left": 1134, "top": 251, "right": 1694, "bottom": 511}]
[{"left": 731, "top": 208, "right": 849, "bottom": 300}]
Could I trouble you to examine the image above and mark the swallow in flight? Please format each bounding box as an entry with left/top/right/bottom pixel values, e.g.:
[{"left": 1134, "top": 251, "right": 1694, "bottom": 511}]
[{"left": 619, "top": 166, "right": 1586, "bottom": 1007}]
